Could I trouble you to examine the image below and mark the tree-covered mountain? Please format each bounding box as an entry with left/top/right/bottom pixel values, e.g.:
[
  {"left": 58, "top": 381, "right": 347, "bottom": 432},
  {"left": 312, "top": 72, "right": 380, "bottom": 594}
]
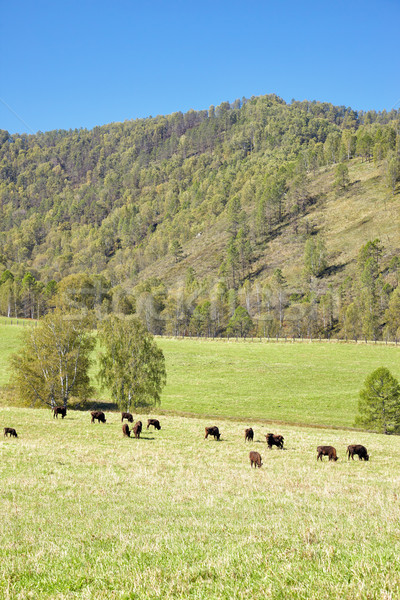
[{"left": 0, "top": 94, "right": 399, "bottom": 338}]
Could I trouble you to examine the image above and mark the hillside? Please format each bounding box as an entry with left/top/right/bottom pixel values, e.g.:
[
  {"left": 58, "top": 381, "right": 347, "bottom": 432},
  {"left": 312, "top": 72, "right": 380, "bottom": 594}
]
[{"left": 0, "top": 94, "right": 399, "bottom": 338}]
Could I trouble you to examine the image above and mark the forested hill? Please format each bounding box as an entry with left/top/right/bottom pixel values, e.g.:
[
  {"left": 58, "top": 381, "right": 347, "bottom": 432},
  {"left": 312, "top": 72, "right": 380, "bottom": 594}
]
[{"left": 0, "top": 94, "right": 399, "bottom": 339}]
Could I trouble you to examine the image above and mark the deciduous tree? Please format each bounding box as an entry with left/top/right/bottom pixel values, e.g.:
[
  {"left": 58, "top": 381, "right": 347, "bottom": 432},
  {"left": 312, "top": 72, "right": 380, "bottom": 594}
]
[
  {"left": 10, "top": 311, "right": 95, "bottom": 408},
  {"left": 98, "top": 315, "right": 166, "bottom": 411}
]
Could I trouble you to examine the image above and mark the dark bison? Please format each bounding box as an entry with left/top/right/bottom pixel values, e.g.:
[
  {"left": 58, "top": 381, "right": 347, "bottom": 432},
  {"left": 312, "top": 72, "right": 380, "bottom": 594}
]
[
  {"left": 91, "top": 411, "right": 106, "bottom": 423},
  {"left": 205, "top": 426, "right": 221, "bottom": 440},
  {"left": 121, "top": 412, "right": 133, "bottom": 423},
  {"left": 53, "top": 406, "right": 67, "bottom": 419},
  {"left": 132, "top": 421, "right": 142, "bottom": 438},
  {"left": 317, "top": 445, "right": 338, "bottom": 461},
  {"left": 245, "top": 428, "right": 254, "bottom": 442},
  {"left": 249, "top": 451, "right": 262, "bottom": 468},
  {"left": 147, "top": 418, "right": 161, "bottom": 430},
  {"left": 4, "top": 427, "right": 18, "bottom": 438},
  {"left": 347, "top": 444, "right": 369, "bottom": 461},
  {"left": 266, "top": 433, "right": 284, "bottom": 449},
  {"left": 122, "top": 423, "right": 131, "bottom": 437}
]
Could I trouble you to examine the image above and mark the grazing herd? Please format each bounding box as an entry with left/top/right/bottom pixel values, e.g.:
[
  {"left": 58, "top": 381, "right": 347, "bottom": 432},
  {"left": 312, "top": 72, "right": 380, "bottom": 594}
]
[
  {"left": 204, "top": 426, "right": 369, "bottom": 468},
  {"left": 2, "top": 409, "right": 370, "bottom": 469}
]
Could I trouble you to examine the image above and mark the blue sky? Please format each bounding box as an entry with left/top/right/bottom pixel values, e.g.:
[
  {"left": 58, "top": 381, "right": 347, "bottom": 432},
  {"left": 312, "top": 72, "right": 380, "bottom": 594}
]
[{"left": 1, "top": 0, "right": 399, "bottom": 134}]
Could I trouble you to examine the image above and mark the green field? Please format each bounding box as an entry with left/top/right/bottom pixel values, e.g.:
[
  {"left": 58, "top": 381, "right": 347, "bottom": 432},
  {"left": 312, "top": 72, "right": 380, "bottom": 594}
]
[
  {"left": 1, "top": 407, "right": 400, "bottom": 599},
  {"left": 1, "top": 322, "right": 400, "bottom": 428},
  {"left": 158, "top": 338, "right": 400, "bottom": 428},
  {"left": 2, "top": 323, "right": 400, "bottom": 597}
]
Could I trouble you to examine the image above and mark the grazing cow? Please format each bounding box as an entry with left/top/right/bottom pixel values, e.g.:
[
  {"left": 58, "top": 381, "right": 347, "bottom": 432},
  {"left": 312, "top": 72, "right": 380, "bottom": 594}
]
[
  {"left": 204, "top": 426, "right": 221, "bottom": 440},
  {"left": 132, "top": 421, "right": 142, "bottom": 439},
  {"left": 147, "top": 418, "right": 161, "bottom": 430},
  {"left": 121, "top": 412, "right": 133, "bottom": 423},
  {"left": 53, "top": 406, "right": 67, "bottom": 419},
  {"left": 4, "top": 427, "right": 17, "bottom": 438},
  {"left": 266, "top": 433, "right": 284, "bottom": 449},
  {"left": 91, "top": 411, "right": 106, "bottom": 423},
  {"left": 245, "top": 427, "right": 254, "bottom": 442},
  {"left": 317, "top": 445, "right": 338, "bottom": 461},
  {"left": 347, "top": 444, "right": 369, "bottom": 461},
  {"left": 122, "top": 423, "right": 131, "bottom": 437},
  {"left": 249, "top": 451, "right": 262, "bottom": 468}
]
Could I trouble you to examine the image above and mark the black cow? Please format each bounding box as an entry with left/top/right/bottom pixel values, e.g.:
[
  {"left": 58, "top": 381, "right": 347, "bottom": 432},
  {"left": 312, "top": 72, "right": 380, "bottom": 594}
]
[
  {"left": 91, "top": 411, "right": 106, "bottom": 423},
  {"left": 205, "top": 426, "right": 220, "bottom": 440},
  {"left": 147, "top": 419, "right": 161, "bottom": 430},
  {"left": 249, "top": 451, "right": 262, "bottom": 468},
  {"left": 347, "top": 444, "right": 369, "bottom": 461},
  {"left": 121, "top": 412, "right": 134, "bottom": 423},
  {"left": 245, "top": 428, "right": 254, "bottom": 442},
  {"left": 266, "top": 433, "right": 284, "bottom": 449},
  {"left": 53, "top": 406, "right": 67, "bottom": 419},
  {"left": 4, "top": 427, "right": 18, "bottom": 438},
  {"left": 132, "top": 421, "right": 142, "bottom": 438},
  {"left": 317, "top": 445, "right": 338, "bottom": 461}
]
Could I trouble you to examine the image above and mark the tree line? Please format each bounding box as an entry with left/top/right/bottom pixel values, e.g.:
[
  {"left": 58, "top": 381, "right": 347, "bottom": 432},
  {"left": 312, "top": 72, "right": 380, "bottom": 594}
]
[{"left": 0, "top": 95, "right": 399, "bottom": 339}]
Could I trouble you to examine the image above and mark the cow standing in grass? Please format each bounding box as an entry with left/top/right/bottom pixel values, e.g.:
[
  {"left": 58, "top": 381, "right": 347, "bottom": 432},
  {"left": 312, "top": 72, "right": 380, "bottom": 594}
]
[
  {"left": 91, "top": 411, "right": 106, "bottom": 423},
  {"left": 122, "top": 424, "right": 131, "bottom": 437},
  {"left": 205, "top": 426, "right": 220, "bottom": 440},
  {"left": 133, "top": 421, "right": 142, "bottom": 438},
  {"left": 4, "top": 427, "right": 18, "bottom": 438},
  {"left": 266, "top": 433, "right": 284, "bottom": 449},
  {"left": 53, "top": 407, "right": 67, "bottom": 419},
  {"left": 347, "top": 444, "right": 369, "bottom": 461},
  {"left": 245, "top": 428, "right": 254, "bottom": 442},
  {"left": 121, "top": 412, "right": 133, "bottom": 423},
  {"left": 317, "top": 446, "right": 338, "bottom": 461},
  {"left": 249, "top": 451, "right": 262, "bottom": 468}
]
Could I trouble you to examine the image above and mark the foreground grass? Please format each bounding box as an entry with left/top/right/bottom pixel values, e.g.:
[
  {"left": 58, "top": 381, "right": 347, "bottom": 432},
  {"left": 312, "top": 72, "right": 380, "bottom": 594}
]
[
  {"left": 1, "top": 407, "right": 400, "bottom": 599},
  {"left": 1, "top": 323, "right": 400, "bottom": 428}
]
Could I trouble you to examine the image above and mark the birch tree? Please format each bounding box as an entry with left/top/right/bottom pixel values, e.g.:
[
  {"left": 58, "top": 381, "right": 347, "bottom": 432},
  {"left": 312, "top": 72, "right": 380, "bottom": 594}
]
[
  {"left": 97, "top": 315, "right": 166, "bottom": 412},
  {"left": 10, "top": 311, "right": 95, "bottom": 408}
]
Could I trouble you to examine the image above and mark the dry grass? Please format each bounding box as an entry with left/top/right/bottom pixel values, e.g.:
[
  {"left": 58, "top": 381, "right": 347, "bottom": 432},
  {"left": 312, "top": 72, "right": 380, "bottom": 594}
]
[{"left": 1, "top": 407, "right": 400, "bottom": 598}]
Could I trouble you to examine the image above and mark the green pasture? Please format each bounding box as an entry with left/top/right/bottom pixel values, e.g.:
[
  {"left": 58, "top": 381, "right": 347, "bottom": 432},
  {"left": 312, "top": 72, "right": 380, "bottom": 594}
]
[
  {"left": 1, "top": 407, "right": 400, "bottom": 599},
  {"left": 158, "top": 338, "right": 400, "bottom": 428},
  {"left": 0, "top": 322, "right": 399, "bottom": 428}
]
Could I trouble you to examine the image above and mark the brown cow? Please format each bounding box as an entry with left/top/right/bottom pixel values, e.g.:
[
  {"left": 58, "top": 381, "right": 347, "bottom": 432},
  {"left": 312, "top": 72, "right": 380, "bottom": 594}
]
[
  {"left": 122, "top": 423, "right": 131, "bottom": 437},
  {"left": 91, "top": 411, "right": 106, "bottom": 423},
  {"left": 317, "top": 445, "right": 338, "bottom": 461},
  {"left": 204, "top": 426, "right": 220, "bottom": 440},
  {"left": 266, "top": 433, "right": 284, "bottom": 449},
  {"left": 121, "top": 412, "right": 133, "bottom": 423},
  {"left": 132, "top": 421, "right": 142, "bottom": 438},
  {"left": 147, "top": 418, "right": 161, "bottom": 430},
  {"left": 347, "top": 444, "right": 369, "bottom": 461},
  {"left": 245, "top": 428, "right": 254, "bottom": 442},
  {"left": 53, "top": 406, "right": 67, "bottom": 419},
  {"left": 4, "top": 427, "right": 18, "bottom": 438},
  {"left": 249, "top": 451, "right": 262, "bottom": 468}
]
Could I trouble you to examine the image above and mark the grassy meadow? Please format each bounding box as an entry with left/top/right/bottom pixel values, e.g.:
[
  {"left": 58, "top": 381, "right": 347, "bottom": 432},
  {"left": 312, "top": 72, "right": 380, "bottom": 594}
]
[
  {"left": 1, "top": 407, "right": 400, "bottom": 599},
  {"left": 1, "top": 322, "right": 400, "bottom": 597},
  {"left": 157, "top": 337, "right": 400, "bottom": 428},
  {"left": 1, "top": 321, "right": 400, "bottom": 428}
]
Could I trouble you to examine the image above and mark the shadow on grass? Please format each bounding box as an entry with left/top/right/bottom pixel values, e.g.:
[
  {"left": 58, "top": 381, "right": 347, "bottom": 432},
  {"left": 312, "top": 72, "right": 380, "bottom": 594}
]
[{"left": 73, "top": 401, "right": 119, "bottom": 411}]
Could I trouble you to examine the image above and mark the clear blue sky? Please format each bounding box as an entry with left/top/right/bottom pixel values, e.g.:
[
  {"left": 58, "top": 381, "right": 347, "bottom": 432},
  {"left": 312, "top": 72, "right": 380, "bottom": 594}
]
[{"left": 1, "top": 0, "right": 399, "bottom": 134}]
